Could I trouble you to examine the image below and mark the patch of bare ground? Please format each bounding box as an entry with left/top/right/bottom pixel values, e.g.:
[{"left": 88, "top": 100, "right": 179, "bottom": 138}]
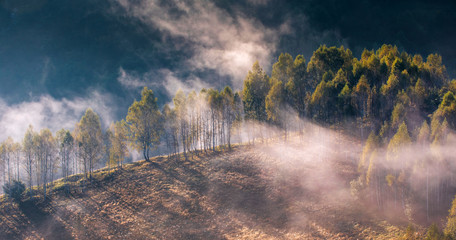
[{"left": 0, "top": 137, "right": 411, "bottom": 239}]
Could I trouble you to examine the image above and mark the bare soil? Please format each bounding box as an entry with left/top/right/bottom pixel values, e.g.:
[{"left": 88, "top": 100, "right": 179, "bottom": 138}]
[{"left": 0, "top": 139, "right": 410, "bottom": 239}]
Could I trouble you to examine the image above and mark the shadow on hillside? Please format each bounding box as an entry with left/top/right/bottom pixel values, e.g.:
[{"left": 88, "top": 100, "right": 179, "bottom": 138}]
[
  {"left": 19, "top": 199, "right": 73, "bottom": 240},
  {"left": 209, "top": 154, "right": 290, "bottom": 229}
]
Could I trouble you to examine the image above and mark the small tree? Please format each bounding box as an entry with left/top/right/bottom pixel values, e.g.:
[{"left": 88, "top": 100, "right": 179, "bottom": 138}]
[{"left": 3, "top": 180, "right": 26, "bottom": 202}]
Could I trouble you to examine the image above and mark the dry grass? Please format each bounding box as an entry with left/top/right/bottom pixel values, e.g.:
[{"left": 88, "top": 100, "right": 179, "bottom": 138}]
[{"left": 0, "top": 139, "right": 416, "bottom": 239}]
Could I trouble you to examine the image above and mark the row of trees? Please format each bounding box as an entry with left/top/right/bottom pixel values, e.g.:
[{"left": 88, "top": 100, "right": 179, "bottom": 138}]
[
  {"left": 1, "top": 45, "right": 455, "bottom": 210},
  {"left": 354, "top": 116, "right": 453, "bottom": 222},
  {"left": 0, "top": 108, "right": 130, "bottom": 199}
]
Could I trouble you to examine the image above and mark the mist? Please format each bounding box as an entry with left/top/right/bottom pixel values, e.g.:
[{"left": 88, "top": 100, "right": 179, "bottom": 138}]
[{"left": 0, "top": 91, "right": 116, "bottom": 142}]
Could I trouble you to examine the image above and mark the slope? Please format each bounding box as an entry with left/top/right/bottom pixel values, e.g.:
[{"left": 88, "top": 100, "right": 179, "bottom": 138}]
[{"left": 0, "top": 132, "right": 411, "bottom": 239}]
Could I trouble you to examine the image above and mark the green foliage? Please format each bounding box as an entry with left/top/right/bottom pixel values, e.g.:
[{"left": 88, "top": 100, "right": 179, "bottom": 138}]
[
  {"left": 310, "top": 80, "right": 330, "bottom": 120},
  {"left": 366, "top": 149, "right": 378, "bottom": 186},
  {"left": 414, "top": 78, "right": 426, "bottom": 104},
  {"left": 425, "top": 53, "right": 448, "bottom": 88},
  {"left": 387, "top": 122, "right": 411, "bottom": 163},
  {"left": 391, "top": 102, "right": 406, "bottom": 130},
  {"left": 3, "top": 180, "right": 26, "bottom": 202},
  {"left": 381, "top": 74, "right": 399, "bottom": 96},
  {"left": 286, "top": 54, "right": 308, "bottom": 117},
  {"left": 418, "top": 120, "right": 430, "bottom": 143},
  {"left": 445, "top": 195, "right": 456, "bottom": 239},
  {"left": 434, "top": 91, "right": 456, "bottom": 128},
  {"left": 354, "top": 75, "right": 370, "bottom": 117},
  {"left": 126, "top": 87, "right": 163, "bottom": 162},
  {"left": 242, "top": 61, "right": 270, "bottom": 122},
  {"left": 426, "top": 223, "right": 444, "bottom": 240},
  {"left": 379, "top": 121, "right": 390, "bottom": 144},
  {"left": 403, "top": 224, "right": 418, "bottom": 240},
  {"left": 271, "top": 53, "right": 294, "bottom": 85},
  {"left": 75, "top": 108, "right": 103, "bottom": 178},
  {"left": 307, "top": 45, "right": 353, "bottom": 81},
  {"left": 265, "top": 81, "right": 285, "bottom": 124},
  {"left": 109, "top": 120, "right": 129, "bottom": 168},
  {"left": 359, "top": 131, "right": 379, "bottom": 172}
]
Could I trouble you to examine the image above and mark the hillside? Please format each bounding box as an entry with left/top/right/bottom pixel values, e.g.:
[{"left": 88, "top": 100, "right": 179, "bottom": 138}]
[{"left": 0, "top": 130, "right": 416, "bottom": 240}]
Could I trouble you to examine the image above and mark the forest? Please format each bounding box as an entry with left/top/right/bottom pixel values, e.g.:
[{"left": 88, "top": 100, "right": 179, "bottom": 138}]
[{"left": 1, "top": 44, "right": 456, "bottom": 238}]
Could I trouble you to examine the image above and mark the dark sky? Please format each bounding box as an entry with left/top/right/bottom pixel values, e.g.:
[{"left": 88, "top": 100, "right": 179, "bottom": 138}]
[{"left": 0, "top": 0, "right": 455, "bottom": 140}]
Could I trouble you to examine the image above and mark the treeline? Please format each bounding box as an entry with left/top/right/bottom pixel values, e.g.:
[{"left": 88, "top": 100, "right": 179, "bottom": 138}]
[{"left": 1, "top": 45, "right": 456, "bottom": 215}]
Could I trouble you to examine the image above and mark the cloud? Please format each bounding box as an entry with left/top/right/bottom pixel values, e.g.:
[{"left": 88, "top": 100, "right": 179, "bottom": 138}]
[
  {"left": 160, "top": 69, "right": 211, "bottom": 96},
  {"left": 117, "top": 67, "right": 162, "bottom": 89},
  {"left": 112, "top": 0, "right": 289, "bottom": 89},
  {"left": 0, "top": 91, "right": 116, "bottom": 142},
  {"left": 118, "top": 67, "right": 211, "bottom": 97}
]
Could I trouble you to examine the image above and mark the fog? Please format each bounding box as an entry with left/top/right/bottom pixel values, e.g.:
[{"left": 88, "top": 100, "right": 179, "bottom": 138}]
[{"left": 0, "top": 91, "right": 116, "bottom": 142}]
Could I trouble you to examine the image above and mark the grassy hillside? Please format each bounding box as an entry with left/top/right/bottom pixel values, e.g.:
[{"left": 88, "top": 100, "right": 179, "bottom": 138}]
[{"left": 0, "top": 136, "right": 420, "bottom": 239}]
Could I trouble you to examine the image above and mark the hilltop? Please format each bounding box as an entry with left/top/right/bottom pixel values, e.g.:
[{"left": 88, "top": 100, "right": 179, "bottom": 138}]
[{"left": 0, "top": 133, "right": 416, "bottom": 239}]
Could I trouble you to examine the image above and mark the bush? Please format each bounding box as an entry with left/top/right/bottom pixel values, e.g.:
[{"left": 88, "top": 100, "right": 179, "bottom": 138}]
[
  {"left": 426, "top": 223, "right": 444, "bottom": 240},
  {"left": 403, "top": 223, "right": 417, "bottom": 240},
  {"left": 3, "top": 180, "right": 26, "bottom": 202}
]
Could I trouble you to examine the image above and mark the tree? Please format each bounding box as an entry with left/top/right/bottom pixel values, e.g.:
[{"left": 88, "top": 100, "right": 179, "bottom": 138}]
[
  {"left": 12, "top": 142, "right": 21, "bottom": 182},
  {"left": 387, "top": 122, "right": 411, "bottom": 167},
  {"left": 354, "top": 75, "right": 371, "bottom": 119},
  {"left": 418, "top": 120, "right": 431, "bottom": 221},
  {"left": 0, "top": 137, "right": 14, "bottom": 184},
  {"left": 307, "top": 45, "right": 353, "bottom": 85},
  {"left": 57, "top": 129, "right": 74, "bottom": 191},
  {"left": 433, "top": 91, "right": 456, "bottom": 128},
  {"left": 221, "top": 86, "right": 236, "bottom": 149},
  {"left": 23, "top": 125, "right": 35, "bottom": 196},
  {"left": 338, "top": 83, "right": 353, "bottom": 119},
  {"left": 425, "top": 53, "right": 447, "bottom": 88},
  {"left": 359, "top": 131, "right": 379, "bottom": 172},
  {"left": 286, "top": 55, "right": 308, "bottom": 120},
  {"left": 413, "top": 78, "right": 426, "bottom": 107},
  {"left": 126, "top": 87, "right": 163, "bottom": 162},
  {"left": 391, "top": 102, "right": 406, "bottom": 130},
  {"left": 75, "top": 108, "right": 103, "bottom": 180},
  {"left": 34, "top": 128, "right": 56, "bottom": 199},
  {"left": 109, "top": 121, "right": 129, "bottom": 169},
  {"left": 445, "top": 195, "right": 456, "bottom": 239},
  {"left": 266, "top": 81, "right": 285, "bottom": 124},
  {"left": 418, "top": 120, "right": 431, "bottom": 144},
  {"left": 174, "top": 89, "right": 189, "bottom": 154},
  {"left": 207, "top": 89, "right": 222, "bottom": 151},
  {"left": 266, "top": 80, "right": 291, "bottom": 140},
  {"left": 310, "top": 79, "right": 329, "bottom": 121},
  {"left": 242, "top": 61, "right": 270, "bottom": 122},
  {"left": 270, "top": 53, "right": 293, "bottom": 85},
  {"left": 162, "top": 104, "right": 179, "bottom": 158}
]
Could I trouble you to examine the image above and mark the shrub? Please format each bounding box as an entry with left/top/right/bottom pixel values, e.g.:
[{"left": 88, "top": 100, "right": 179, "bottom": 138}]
[
  {"left": 3, "top": 180, "right": 26, "bottom": 202},
  {"left": 426, "top": 223, "right": 444, "bottom": 240}
]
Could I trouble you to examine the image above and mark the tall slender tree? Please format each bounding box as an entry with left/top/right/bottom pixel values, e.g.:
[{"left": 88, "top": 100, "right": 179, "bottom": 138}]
[
  {"left": 75, "top": 108, "right": 103, "bottom": 180},
  {"left": 126, "top": 87, "right": 163, "bottom": 162},
  {"left": 23, "top": 125, "right": 35, "bottom": 196}
]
